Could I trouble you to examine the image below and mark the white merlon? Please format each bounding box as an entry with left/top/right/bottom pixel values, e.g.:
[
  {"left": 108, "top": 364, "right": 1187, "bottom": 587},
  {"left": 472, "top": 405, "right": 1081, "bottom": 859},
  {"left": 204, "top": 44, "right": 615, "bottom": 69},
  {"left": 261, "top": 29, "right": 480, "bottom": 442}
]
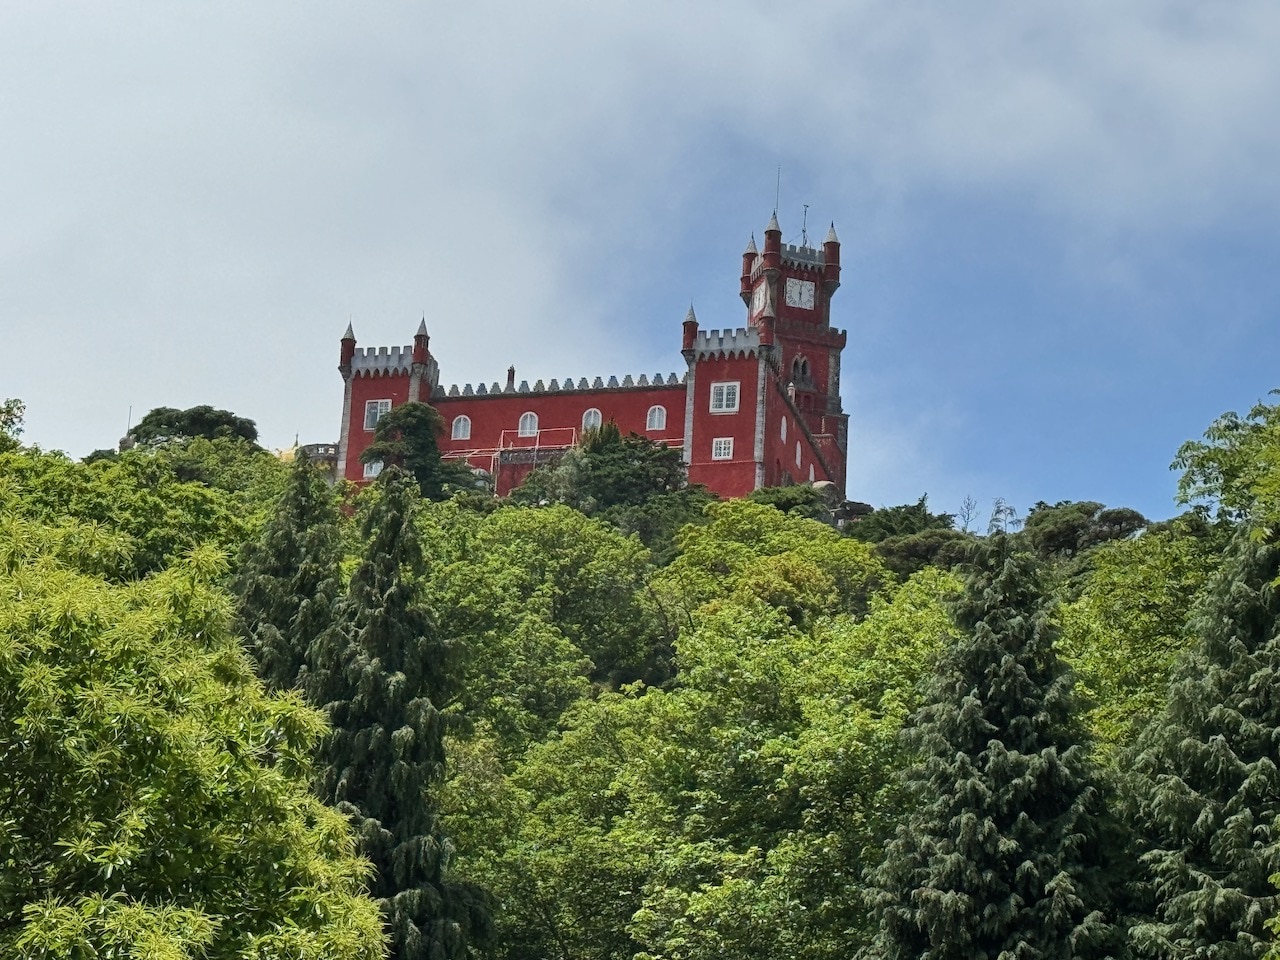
[
  {"left": 434, "top": 374, "right": 690, "bottom": 399},
  {"left": 351, "top": 344, "right": 414, "bottom": 376},
  {"left": 782, "top": 243, "right": 823, "bottom": 266},
  {"left": 690, "top": 326, "right": 761, "bottom": 359}
]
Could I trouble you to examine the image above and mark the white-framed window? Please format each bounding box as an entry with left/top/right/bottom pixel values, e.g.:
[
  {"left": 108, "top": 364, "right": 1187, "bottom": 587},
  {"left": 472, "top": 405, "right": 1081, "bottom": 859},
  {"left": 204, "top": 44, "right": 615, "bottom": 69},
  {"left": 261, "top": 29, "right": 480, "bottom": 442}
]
[
  {"left": 712, "top": 437, "right": 733, "bottom": 460},
  {"left": 518, "top": 411, "right": 539, "bottom": 437},
  {"left": 451, "top": 415, "right": 471, "bottom": 441},
  {"left": 795, "top": 441, "right": 802, "bottom": 466},
  {"left": 780, "top": 417, "right": 787, "bottom": 441},
  {"left": 709, "top": 381, "right": 740, "bottom": 413},
  {"left": 646, "top": 405, "right": 666, "bottom": 431},
  {"left": 808, "top": 464, "right": 815, "bottom": 482},
  {"left": 363, "top": 459, "right": 383, "bottom": 479},
  {"left": 582, "top": 408, "right": 602, "bottom": 431},
  {"left": 364, "top": 399, "right": 392, "bottom": 431}
]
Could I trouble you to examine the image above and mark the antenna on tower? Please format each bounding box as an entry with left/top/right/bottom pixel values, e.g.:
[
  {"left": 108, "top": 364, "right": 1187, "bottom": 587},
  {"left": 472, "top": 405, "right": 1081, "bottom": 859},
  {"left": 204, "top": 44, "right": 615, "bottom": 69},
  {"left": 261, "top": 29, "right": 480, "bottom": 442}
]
[
  {"left": 801, "top": 204, "right": 810, "bottom": 247},
  {"left": 774, "top": 166, "right": 781, "bottom": 213}
]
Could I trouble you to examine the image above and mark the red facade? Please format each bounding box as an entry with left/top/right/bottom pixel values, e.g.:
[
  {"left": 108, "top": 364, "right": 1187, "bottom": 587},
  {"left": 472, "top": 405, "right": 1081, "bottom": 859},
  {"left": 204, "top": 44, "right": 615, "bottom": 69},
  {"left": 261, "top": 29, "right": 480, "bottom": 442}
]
[{"left": 336, "top": 213, "right": 850, "bottom": 500}]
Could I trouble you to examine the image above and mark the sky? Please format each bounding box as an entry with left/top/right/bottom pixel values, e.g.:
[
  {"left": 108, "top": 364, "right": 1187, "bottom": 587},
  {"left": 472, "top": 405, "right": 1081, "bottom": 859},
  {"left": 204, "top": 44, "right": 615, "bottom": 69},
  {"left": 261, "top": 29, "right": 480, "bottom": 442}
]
[{"left": 3, "top": 2, "right": 1278, "bottom": 523}]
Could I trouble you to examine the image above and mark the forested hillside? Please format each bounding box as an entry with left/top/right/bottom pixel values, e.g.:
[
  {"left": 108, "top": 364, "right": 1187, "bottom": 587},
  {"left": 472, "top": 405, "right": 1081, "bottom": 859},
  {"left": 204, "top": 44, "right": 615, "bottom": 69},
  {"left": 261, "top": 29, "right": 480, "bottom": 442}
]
[{"left": 1, "top": 398, "right": 1277, "bottom": 959}]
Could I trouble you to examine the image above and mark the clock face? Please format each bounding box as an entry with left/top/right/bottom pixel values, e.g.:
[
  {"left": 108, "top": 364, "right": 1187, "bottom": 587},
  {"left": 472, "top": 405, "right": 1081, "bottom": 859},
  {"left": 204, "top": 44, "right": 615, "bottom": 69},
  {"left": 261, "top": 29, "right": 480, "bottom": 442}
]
[
  {"left": 751, "top": 283, "right": 766, "bottom": 315},
  {"left": 785, "top": 278, "right": 816, "bottom": 310}
]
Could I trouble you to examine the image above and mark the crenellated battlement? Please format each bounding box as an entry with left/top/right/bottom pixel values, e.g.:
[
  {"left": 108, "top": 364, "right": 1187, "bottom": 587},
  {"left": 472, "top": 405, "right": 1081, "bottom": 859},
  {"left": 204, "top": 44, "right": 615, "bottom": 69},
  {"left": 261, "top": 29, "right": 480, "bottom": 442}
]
[
  {"left": 688, "top": 326, "right": 761, "bottom": 360},
  {"left": 781, "top": 243, "right": 825, "bottom": 269},
  {"left": 432, "top": 371, "right": 685, "bottom": 399},
  {"left": 351, "top": 344, "right": 415, "bottom": 377}
]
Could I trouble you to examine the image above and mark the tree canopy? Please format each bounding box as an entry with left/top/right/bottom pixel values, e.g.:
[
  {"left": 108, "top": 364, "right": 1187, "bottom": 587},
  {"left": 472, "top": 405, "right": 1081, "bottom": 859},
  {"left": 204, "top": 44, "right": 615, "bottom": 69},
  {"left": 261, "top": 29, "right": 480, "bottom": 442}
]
[{"left": 130, "top": 404, "right": 259, "bottom": 446}]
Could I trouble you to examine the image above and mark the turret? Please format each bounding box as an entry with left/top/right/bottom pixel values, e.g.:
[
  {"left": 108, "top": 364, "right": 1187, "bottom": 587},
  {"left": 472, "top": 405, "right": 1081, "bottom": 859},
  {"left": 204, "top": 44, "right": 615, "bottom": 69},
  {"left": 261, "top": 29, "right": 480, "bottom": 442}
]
[
  {"left": 823, "top": 222, "right": 841, "bottom": 291},
  {"left": 339, "top": 322, "right": 356, "bottom": 377},
  {"left": 412, "top": 318, "right": 429, "bottom": 364},
  {"left": 739, "top": 235, "right": 757, "bottom": 303},
  {"left": 762, "top": 212, "right": 782, "bottom": 274},
  {"left": 681, "top": 304, "right": 699, "bottom": 351}
]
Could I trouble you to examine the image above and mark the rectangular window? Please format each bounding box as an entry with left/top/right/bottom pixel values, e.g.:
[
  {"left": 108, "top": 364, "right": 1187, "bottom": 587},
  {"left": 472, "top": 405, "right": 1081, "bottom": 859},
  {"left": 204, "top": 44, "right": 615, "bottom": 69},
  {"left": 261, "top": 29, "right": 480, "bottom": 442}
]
[
  {"left": 711, "top": 437, "right": 733, "bottom": 460},
  {"left": 709, "top": 381, "right": 740, "bottom": 413},
  {"left": 363, "top": 459, "right": 383, "bottom": 479},
  {"left": 364, "top": 399, "right": 392, "bottom": 431}
]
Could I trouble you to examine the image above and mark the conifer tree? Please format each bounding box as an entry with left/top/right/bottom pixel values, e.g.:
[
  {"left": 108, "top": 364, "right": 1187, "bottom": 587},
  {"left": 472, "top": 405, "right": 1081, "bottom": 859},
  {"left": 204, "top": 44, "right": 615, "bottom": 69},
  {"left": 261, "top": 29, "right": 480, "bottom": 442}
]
[
  {"left": 313, "top": 468, "right": 488, "bottom": 960},
  {"left": 867, "top": 539, "right": 1115, "bottom": 960},
  {"left": 234, "top": 454, "right": 344, "bottom": 692},
  {"left": 1128, "top": 536, "right": 1280, "bottom": 960}
]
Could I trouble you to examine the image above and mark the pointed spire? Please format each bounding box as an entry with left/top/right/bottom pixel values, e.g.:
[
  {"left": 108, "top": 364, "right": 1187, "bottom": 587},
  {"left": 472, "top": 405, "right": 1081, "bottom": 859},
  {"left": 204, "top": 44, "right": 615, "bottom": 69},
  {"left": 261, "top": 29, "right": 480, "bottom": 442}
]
[
  {"left": 342, "top": 321, "right": 355, "bottom": 340},
  {"left": 416, "top": 318, "right": 428, "bottom": 337},
  {"left": 766, "top": 211, "right": 781, "bottom": 233},
  {"left": 826, "top": 222, "right": 839, "bottom": 244},
  {"left": 685, "top": 303, "right": 697, "bottom": 324},
  {"left": 744, "top": 234, "right": 758, "bottom": 255}
]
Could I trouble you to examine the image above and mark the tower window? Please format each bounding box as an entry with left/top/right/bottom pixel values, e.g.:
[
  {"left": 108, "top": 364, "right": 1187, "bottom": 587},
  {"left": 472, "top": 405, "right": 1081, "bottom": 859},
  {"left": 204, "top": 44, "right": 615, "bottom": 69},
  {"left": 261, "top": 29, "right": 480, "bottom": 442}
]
[
  {"left": 780, "top": 417, "right": 787, "bottom": 442},
  {"left": 808, "top": 464, "right": 815, "bottom": 482},
  {"left": 712, "top": 437, "right": 733, "bottom": 460},
  {"left": 795, "top": 441, "right": 802, "bottom": 467},
  {"left": 582, "top": 408, "right": 602, "bottom": 431},
  {"left": 518, "top": 412, "right": 539, "bottom": 437},
  {"left": 451, "top": 415, "right": 471, "bottom": 441},
  {"left": 364, "top": 399, "right": 392, "bottom": 431},
  {"left": 709, "top": 381, "right": 740, "bottom": 413},
  {"left": 646, "top": 405, "right": 666, "bottom": 431}
]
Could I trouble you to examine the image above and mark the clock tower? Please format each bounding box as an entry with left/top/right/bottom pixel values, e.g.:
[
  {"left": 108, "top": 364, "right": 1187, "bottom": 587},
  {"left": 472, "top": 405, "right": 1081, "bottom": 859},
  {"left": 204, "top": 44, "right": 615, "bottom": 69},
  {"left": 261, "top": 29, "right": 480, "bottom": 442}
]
[{"left": 739, "top": 211, "right": 849, "bottom": 479}]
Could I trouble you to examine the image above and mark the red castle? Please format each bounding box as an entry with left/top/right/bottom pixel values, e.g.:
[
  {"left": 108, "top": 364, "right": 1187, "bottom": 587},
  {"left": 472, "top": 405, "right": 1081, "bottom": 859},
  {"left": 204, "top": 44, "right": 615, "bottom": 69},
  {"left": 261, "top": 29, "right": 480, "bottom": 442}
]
[{"left": 336, "top": 212, "right": 849, "bottom": 499}]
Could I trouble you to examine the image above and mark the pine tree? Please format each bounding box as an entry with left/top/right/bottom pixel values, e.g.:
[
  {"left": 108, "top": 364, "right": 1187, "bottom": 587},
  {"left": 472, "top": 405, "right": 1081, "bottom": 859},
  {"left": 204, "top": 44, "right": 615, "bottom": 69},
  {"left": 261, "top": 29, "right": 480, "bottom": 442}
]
[
  {"left": 1128, "top": 536, "right": 1280, "bottom": 960},
  {"left": 867, "top": 539, "right": 1115, "bottom": 960},
  {"left": 313, "top": 468, "right": 489, "bottom": 959},
  {"left": 234, "top": 454, "right": 344, "bottom": 692}
]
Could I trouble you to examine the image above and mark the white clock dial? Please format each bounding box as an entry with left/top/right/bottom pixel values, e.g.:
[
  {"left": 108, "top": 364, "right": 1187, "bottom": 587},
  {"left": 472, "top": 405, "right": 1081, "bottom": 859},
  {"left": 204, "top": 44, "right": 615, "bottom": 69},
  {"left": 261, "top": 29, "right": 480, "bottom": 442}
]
[{"left": 785, "top": 278, "right": 816, "bottom": 309}]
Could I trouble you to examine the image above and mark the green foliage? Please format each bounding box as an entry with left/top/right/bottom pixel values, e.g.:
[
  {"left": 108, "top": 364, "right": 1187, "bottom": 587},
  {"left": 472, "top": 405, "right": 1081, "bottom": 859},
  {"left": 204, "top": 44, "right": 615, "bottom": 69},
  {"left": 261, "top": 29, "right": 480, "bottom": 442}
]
[
  {"left": 0, "top": 445, "right": 275, "bottom": 579},
  {"left": 655, "top": 499, "right": 890, "bottom": 625},
  {"left": 448, "top": 560, "right": 962, "bottom": 960},
  {"left": 845, "top": 495, "right": 954, "bottom": 544},
  {"left": 1020, "top": 500, "right": 1148, "bottom": 562},
  {"left": 1126, "top": 535, "right": 1280, "bottom": 960},
  {"left": 131, "top": 404, "right": 259, "bottom": 445},
  {"left": 867, "top": 540, "right": 1117, "bottom": 960},
  {"left": 312, "top": 469, "right": 489, "bottom": 960},
  {"left": 510, "top": 423, "right": 711, "bottom": 561},
  {"left": 872, "top": 526, "right": 975, "bottom": 580},
  {"left": 0, "top": 518, "right": 386, "bottom": 959},
  {"left": 421, "top": 502, "right": 661, "bottom": 755},
  {"left": 235, "top": 455, "right": 345, "bottom": 692},
  {"left": 359, "top": 401, "right": 475, "bottom": 502},
  {"left": 1058, "top": 516, "right": 1223, "bottom": 752},
  {"left": 0, "top": 397, "right": 25, "bottom": 452},
  {"left": 747, "top": 484, "right": 835, "bottom": 523},
  {"left": 1173, "top": 393, "right": 1280, "bottom": 525}
]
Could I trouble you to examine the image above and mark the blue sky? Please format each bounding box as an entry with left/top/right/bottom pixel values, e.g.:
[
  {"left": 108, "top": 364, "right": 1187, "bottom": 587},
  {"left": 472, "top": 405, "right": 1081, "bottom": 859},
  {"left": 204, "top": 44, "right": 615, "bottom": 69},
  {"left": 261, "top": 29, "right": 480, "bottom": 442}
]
[{"left": 3, "top": 2, "right": 1278, "bottom": 523}]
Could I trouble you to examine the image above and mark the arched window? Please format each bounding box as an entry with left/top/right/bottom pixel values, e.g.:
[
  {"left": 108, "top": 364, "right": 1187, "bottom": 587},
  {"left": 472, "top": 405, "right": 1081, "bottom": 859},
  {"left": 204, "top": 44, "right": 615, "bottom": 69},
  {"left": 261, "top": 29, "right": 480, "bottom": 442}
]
[
  {"left": 795, "top": 441, "right": 802, "bottom": 467},
  {"left": 780, "top": 417, "right": 787, "bottom": 441},
  {"left": 451, "top": 415, "right": 471, "bottom": 441},
  {"left": 518, "top": 411, "right": 538, "bottom": 437},
  {"left": 808, "top": 464, "right": 815, "bottom": 482},
  {"left": 646, "top": 405, "right": 666, "bottom": 431},
  {"left": 582, "top": 408, "right": 602, "bottom": 431}
]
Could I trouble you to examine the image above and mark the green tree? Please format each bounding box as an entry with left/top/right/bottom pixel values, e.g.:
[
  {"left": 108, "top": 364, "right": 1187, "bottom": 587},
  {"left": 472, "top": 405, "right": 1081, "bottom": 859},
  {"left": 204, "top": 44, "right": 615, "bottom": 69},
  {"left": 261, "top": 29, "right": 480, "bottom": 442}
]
[
  {"left": 748, "top": 483, "right": 835, "bottom": 523},
  {"left": 131, "top": 404, "right": 259, "bottom": 445},
  {"left": 1020, "top": 500, "right": 1147, "bottom": 563},
  {"left": 867, "top": 540, "right": 1116, "bottom": 960},
  {"left": 1126, "top": 535, "right": 1280, "bottom": 960},
  {"left": 360, "top": 401, "right": 474, "bottom": 501},
  {"left": 1173, "top": 392, "right": 1280, "bottom": 525},
  {"left": 0, "top": 518, "right": 385, "bottom": 958},
  {"left": 1057, "top": 515, "right": 1222, "bottom": 752},
  {"left": 234, "top": 455, "right": 345, "bottom": 692},
  {"left": 312, "top": 469, "right": 488, "bottom": 960},
  {"left": 845, "top": 495, "right": 954, "bottom": 544},
  {"left": 0, "top": 398, "right": 24, "bottom": 453}
]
